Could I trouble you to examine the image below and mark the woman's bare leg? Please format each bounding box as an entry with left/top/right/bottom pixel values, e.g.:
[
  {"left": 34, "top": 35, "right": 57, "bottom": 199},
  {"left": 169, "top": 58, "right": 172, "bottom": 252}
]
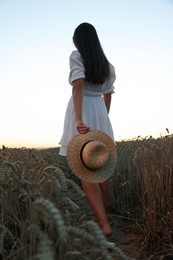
[
  {"left": 82, "top": 181, "right": 112, "bottom": 236},
  {"left": 99, "top": 180, "right": 109, "bottom": 208}
]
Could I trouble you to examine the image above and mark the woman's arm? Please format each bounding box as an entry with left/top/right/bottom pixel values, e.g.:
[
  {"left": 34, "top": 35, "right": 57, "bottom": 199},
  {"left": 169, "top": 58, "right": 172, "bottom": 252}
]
[
  {"left": 72, "top": 79, "right": 90, "bottom": 134},
  {"left": 102, "top": 93, "right": 112, "bottom": 113}
]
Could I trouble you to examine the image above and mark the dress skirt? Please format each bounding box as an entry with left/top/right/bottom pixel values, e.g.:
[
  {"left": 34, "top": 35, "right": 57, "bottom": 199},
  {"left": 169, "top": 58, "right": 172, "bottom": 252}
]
[{"left": 59, "top": 95, "right": 114, "bottom": 156}]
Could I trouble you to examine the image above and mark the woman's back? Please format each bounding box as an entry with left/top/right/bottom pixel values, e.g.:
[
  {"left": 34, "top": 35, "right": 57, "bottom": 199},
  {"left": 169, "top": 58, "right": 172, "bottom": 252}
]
[{"left": 68, "top": 50, "right": 116, "bottom": 96}]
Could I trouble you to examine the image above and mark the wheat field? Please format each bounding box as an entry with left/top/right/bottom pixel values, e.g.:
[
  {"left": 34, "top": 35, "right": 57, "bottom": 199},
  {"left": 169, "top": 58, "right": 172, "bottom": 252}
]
[{"left": 0, "top": 134, "right": 173, "bottom": 259}]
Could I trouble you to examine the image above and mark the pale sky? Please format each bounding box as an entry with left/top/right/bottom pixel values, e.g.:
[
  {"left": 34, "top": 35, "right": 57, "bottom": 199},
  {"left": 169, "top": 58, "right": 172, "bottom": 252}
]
[{"left": 0, "top": 0, "right": 173, "bottom": 148}]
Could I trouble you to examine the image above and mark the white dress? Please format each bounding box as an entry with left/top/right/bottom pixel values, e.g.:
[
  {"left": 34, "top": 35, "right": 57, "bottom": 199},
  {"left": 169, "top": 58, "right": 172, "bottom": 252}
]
[{"left": 59, "top": 50, "right": 116, "bottom": 156}]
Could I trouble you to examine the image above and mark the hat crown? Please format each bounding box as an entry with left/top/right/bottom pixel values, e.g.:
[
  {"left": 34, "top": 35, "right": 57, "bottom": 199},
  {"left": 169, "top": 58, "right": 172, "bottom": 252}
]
[
  {"left": 67, "top": 130, "right": 117, "bottom": 183},
  {"left": 82, "top": 140, "right": 109, "bottom": 170}
]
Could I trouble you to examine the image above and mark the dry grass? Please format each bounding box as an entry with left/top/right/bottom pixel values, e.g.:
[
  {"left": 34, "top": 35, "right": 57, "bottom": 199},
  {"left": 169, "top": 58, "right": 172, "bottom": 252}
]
[
  {"left": 110, "top": 134, "right": 173, "bottom": 259},
  {"left": 0, "top": 147, "right": 128, "bottom": 260},
  {"left": 0, "top": 134, "right": 173, "bottom": 259}
]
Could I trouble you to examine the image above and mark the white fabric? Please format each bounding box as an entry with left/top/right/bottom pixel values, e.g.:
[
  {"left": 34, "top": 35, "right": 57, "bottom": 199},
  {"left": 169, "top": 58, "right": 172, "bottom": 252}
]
[
  {"left": 59, "top": 50, "right": 116, "bottom": 156},
  {"left": 69, "top": 51, "right": 115, "bottom": 94}
]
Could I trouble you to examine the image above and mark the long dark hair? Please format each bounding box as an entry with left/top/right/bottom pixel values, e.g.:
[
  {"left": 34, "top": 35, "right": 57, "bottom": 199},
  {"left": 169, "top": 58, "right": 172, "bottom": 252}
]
[{"left": 73, "top": 23, "right": 110, "bottom": 84}]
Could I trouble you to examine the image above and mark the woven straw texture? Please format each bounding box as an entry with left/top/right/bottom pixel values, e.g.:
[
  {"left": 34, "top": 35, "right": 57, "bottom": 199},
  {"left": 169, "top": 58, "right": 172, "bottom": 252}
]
[{"left": 67, "top": 130, "right": 117, "bottom": 183}]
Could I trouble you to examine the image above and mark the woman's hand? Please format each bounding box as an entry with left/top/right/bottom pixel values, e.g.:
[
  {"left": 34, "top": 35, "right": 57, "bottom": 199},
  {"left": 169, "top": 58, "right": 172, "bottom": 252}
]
[{"left": 76, "top": 120, "right": 90, "bottom": 134}]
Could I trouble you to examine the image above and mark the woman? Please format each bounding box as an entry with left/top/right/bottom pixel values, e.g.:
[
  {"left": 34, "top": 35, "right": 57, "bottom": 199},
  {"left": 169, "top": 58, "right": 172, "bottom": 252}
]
[{"left": 59, "top": 22, "right": 116, "bottom": 236}]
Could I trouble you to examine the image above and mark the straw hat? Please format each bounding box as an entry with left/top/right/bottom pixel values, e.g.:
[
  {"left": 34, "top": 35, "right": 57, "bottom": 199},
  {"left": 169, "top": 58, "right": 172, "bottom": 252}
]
[{"left": 67, "top": 130, "right": 117, "bottom": 183}]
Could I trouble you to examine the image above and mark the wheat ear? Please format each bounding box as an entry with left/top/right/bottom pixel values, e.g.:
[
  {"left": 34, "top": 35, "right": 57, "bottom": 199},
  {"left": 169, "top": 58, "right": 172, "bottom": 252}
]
[
  {"left": 32, "top": 198, "right": 68, "bottom": 244},
  {"left": 28, "top": 224, "right": 54, "bottom": 260},
  {"left": 86, "top": 220, "right": 109, "bottom": 259}
]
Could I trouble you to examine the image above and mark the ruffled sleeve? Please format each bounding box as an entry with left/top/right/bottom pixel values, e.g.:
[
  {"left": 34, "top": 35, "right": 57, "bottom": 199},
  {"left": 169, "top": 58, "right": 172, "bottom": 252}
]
[
  {"left": 68, "top": 50, "right": 85, "bottom": 85},
  {"left": 103, "top": 63, "right": 116, "bottom": 94}
]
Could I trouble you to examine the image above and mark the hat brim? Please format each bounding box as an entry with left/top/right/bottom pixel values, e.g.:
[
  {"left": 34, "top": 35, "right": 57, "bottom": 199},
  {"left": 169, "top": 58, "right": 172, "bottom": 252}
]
[{"left": 67, "top": 130, "right": 117, "bottom": 183}]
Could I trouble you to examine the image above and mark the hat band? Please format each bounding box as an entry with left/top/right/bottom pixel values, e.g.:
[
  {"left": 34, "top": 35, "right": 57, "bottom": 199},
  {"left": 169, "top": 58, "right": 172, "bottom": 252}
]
[{"left": 80, "top": 140, "right": 94, "bottom": 170}]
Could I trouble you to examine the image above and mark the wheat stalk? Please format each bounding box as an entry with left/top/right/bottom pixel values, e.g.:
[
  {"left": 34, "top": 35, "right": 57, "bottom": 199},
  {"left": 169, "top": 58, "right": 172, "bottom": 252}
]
[
  {"left": 27, "top": 224, "right": 54, "bottom": 260},
  {"left": 86, "top": 220, "right": 109, "bottom": 258},
  {"left": 58, "top": 197, "right": 79, "bottom": 211},
  {"left": 32, "top": 198, "right": 68, "bottom": 244},
  {"left": 65, "top": 178, "right": 85, "bottom": 197}
]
